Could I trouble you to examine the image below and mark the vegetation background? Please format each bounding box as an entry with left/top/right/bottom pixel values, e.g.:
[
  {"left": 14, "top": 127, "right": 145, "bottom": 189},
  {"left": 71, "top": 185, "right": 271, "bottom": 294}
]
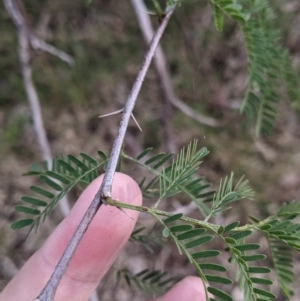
[{"left": 0, "top": 0, "right": 300, "bottom": 300}]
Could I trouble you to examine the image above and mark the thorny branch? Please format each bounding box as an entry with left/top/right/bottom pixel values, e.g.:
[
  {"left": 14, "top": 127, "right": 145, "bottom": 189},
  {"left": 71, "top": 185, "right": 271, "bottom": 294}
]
[
  {"left": 4, "top": 0, "right": 71, "bottom": 217},
  {"left": 33, "top": 6, "right": 176, "bottom": 301}
]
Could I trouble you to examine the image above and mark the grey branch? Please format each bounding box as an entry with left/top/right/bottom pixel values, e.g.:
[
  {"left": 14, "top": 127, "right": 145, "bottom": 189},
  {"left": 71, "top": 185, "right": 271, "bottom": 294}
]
[
  {"left": 33, "top": 6, "right": 176, "bottom": 301},
  {"left": 4, "top": 0, "right": 71, "bottom": 216},
  {"left": 131, "top": 0, "right": 219, "bottom": 128}
]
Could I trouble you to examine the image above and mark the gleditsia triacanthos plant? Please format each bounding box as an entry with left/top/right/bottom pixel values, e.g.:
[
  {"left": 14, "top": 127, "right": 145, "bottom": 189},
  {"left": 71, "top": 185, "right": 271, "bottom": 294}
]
[{"left": 10, "top": 1, "right": 300, "bottom": 301}]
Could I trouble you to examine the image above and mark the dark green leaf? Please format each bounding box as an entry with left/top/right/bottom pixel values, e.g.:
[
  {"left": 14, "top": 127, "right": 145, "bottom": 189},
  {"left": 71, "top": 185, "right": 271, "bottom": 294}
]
[
  {"left": 46, "top": 171, "right": 71, "bottom": 184},
  {"left": 30, "top": 186, "right": 55, "bottom": 199},
  {"left": 218, "top": 226, "right": 225, "bottom": 234},
  {"left": 131, "top": 227, "right": 145, "bottom": 235},
  {"left": 57, "top": 159, "right": 80, "bottom": 177},
  {"left": 248, "top": 266, "right": 271, "bottom": 273},
  {"left": 271, "top": 220, "right": 292, "bottom": 231},
  {"left": 15, "top": 205, "right": 40, "bottom": 215},
  {"left": 230, "top": 13, "right": 246, "bottom": 23},
  {"left": 229, "top": 230, "right": 252, "bottom": 240},
  {"left": 199, "top": 263, "right": 227, "bottom": 272},
  {"left": 249, "top": 216, "right": 260, "bottom": 223},
  {"left": 224, "top": 221, "right": 240, "bottom": 232},
  {"left": 277, "top": 235, "right": 300, "bottom": 241},
  {"left": 250, "top": 277, "right": 272, "bottom": 285},
  {"left": 80, "top": 153, "right": 98, "bottom": 165},
  {"left": 237, "top": 257, "right": 248, "bottom": 269},
  {"left": 153, "top": 153, "right": 174, "bottom": 169},
  {"left": 145, "top": 153, "right": 166, "bottom": 165},
  {"left": 97, "top": 150, "right": 107, "bottom": 161},
  {"left": 40, "top": 176, "right": 63, "bottom": 191},
  {"left": 151, "top": 272, "right": 168, "bottom": 283},
  {"left": 234, "top": 244, "right": 260, "bottom": 251},
  {"left": 231, "top": 247, "right": 241, "bottom": 256},
  {"left": 135, "top": 269, "right": 149, "bottom": 277},
  {"left": 207, "top": 286, "right": 233, "bottom": 301},
  {"left": 253, "top": 288, "right": 276, "bottom": 299},
  {"left": 192, "top": 250, "right": 221, "bottom": 259},
  {"left": 241, "top": 254, "right": 266, "bottom": 262},
  {"left": 224, "top": 237, "right": 237, "bottom": 245},
  {"left": 142, "top": 271, "right": 160, "bottom": 281},
  {"left": 125, "top": 274, "right": 131, "bottom": 286},
  {"left": 21, "top": 196, "right": 47, "bottom": 207},
  {"left": 260, "top": 224, "right": 272, "bottom": 230},
  {"left": 184, "top": 235, "right": 214, "bottom": 249},
  {"left": 11, "top": 219, "right": 34, "bottom": 230},
  {"left": 170, "top": 225, "right": 193, "bottom": 233},
  {"left": 164, "top": 213, "right": 183, "bottom": 224},
  {"left": 177, "top": 228, "right": 207, "bottom": 240},
  {"left": 136, "top": 148, "right": 153, "bottom": 160},
  {"left": 211, "top": 2, "right": 224, "bottom": 31},
  {"left": 205, "top": 275, "right": 232, "bottom": 285},
  {"left": 68, "top": 155, "right": 89, "bottom": 171}
]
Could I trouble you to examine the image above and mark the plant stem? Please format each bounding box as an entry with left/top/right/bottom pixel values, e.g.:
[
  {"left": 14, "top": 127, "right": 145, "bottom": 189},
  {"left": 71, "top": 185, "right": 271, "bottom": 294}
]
[
  {"left": 107, "top": 198, "right": 218, "bottom": 231},
  {"left": 34, "top": 6, "right": 175, "bottom": 301},
  {"left": 107, "top": 198, "right": 274, "bottom": 233}
]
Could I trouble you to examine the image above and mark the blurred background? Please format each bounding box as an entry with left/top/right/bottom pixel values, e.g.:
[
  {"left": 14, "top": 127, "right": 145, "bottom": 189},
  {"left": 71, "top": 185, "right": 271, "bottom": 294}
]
[{"left": 0, "top": 0, "right": 300, "bottom": 300}]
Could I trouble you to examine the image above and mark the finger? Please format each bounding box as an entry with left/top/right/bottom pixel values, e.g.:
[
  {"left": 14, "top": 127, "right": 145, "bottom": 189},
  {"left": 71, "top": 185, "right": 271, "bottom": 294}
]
[
  {"left": 1, "top": 172, "right": 142, "bottom": 301},
  {"left": 153, "top": 276, "right": 206, "bottom": 301}
]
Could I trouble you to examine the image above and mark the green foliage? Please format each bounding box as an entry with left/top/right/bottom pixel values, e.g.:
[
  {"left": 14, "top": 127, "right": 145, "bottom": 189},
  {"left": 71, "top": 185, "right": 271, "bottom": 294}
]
[
  {"left": 11, "top": 152, "right": 107, "bottom": 233},
  {"left": 269, "top": 238, "right": 294, "bottom": 298},
  {"left": 159, "top": 211, "right": 279, "bottom": 301},
  {"left": 116, "top": 269, "right": 174, "bottom": 297},
  {"left": 205, "top": 172, "right": 254, "bottom": 221},
  {"left": 208, "top": 0, "right": 300, "bottom": 136},
  {"left": 159, "top": 140, "right": 209, "bottom": 200},
  {"left": 130, "top": 224, "right": 167, "bottom": 253},
  {"left": 12, "top": 141, "right": 300, "bottom": 299},
  {"left": 125, "top": 140, "right": 214, "bottom": 216}
]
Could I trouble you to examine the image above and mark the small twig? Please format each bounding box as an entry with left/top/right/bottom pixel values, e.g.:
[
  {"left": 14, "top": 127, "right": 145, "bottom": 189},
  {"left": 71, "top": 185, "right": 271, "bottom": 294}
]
[
  {"left": 4, "top": 0, "right": 73, "bottom": 65},
  {"left": 29, "top": 35, "right": 74, "bottom": 65},
  {"left": 33, "top": 6, "right": 176, "bottom": 301},
  {"left": 131, "top": 0, "right": 220, "bottom": 128}
]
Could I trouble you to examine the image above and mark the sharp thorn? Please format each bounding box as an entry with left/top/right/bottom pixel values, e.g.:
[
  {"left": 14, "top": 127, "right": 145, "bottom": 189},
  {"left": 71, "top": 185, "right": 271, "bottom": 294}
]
[
  {"left": 118, "top": 207, "right": 134, "bottom": 220},
  {"left": 98, "top": 109, "right": 124, "bottom": 118},
  {"left": 130, "top": 113, "right": 142, "bottom": 132}
]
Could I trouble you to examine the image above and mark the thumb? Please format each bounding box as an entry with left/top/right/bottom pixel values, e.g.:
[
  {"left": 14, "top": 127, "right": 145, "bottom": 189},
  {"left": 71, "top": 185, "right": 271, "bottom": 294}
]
[{"left": 1, "top": 172, "right": 142, "bottom": 301}]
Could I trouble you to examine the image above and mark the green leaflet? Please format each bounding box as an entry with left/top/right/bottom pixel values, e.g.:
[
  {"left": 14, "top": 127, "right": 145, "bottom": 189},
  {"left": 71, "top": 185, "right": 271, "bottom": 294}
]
[
  {"left": 207, "top": 286, "right": 232, "bottom": 301},
  {"left": 206, "top": 172, "right": 254, "bottom": 221},
  {"left": 11, "top": 219, "right": 34, "bottom": 230},
  {"left": 211, "top": 2, "right": 224, "bottom": 31},
  {"left": 12, "top": 152, "right": 107, "bottom": 233},
  {"left": 126, "top": 140, "right": 213, "bottom": 215},
  {"left": 164, "top": 213, "right": 183, "bottom": 224},
  {"left": 117, "top": 269, "right": 174, "bottom": 297}
]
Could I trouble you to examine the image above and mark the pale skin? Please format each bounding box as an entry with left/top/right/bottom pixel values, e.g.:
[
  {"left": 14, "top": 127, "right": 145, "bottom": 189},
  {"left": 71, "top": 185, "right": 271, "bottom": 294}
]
[{"left": 1, "top": 172, "right": 206, "bottom": 301}]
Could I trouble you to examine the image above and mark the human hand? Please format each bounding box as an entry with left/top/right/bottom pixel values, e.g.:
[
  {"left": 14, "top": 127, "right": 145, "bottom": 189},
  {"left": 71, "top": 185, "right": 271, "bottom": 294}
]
[{"left": 0, "top": 172, "right": 206, "bottom": 301}]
